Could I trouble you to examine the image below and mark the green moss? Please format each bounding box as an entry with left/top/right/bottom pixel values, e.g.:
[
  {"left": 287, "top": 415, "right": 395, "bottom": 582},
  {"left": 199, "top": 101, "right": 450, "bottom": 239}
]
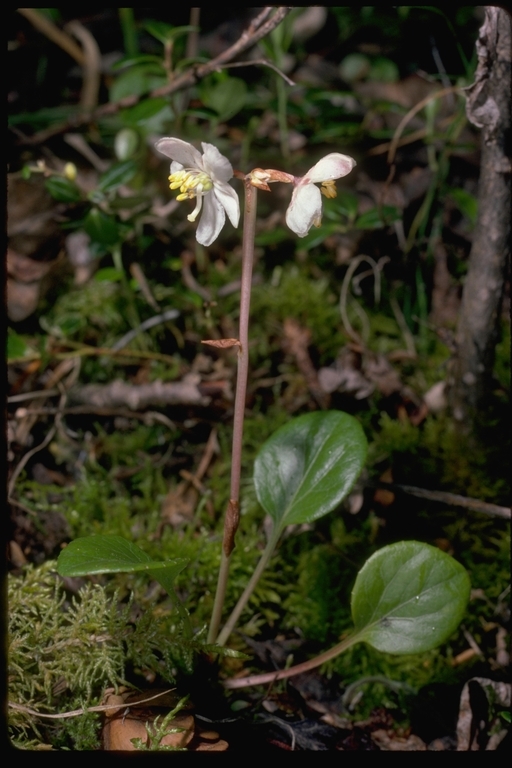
[{"left": 250, "top": 264, "right": 342, "bottom": 361}]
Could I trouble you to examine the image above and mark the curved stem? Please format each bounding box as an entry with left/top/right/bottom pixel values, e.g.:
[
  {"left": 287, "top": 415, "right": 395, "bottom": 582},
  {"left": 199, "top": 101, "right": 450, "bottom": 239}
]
[
  {"left": 222, "top": 629, "right": 364, "bottom": 689},
  {"left": 207, "top": 182, "right": 258, "bottom": 644},
  {"left": 216, "top": 526, "right": 280, "bottom": 647}
]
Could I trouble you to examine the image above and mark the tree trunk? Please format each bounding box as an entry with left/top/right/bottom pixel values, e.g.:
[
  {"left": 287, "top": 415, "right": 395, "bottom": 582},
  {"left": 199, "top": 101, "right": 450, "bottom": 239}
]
[{"left": 447, "top": 7, "right": 511, "bottom": 431}]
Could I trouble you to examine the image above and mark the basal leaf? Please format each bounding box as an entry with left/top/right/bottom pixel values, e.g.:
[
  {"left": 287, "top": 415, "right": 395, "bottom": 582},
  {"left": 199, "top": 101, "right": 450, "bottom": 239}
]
[
  {"left": 254, "top": 411, "right": 367, "bottom": 531},
  {"left": 352, "top": 541, "right": 470, "bottom": 654},
  {"left": 57, "top": 535, "right": 189, "bottom": 594}
]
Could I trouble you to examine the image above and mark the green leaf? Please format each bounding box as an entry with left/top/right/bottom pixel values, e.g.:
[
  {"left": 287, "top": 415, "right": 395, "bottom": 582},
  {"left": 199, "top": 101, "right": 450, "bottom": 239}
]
[
  {"left": 332, "top": 191, "right": 359, "bottom": 220},
  {"left": 355, "top": 205, "right": 401, "bottom": 230},
  {"left": 351, "top": 541, "right": 471, "bottom": 654},
  {"left": 120, "top": 97, "right": 171, "bottom": 126},
  {"left": 98, "top": 160, "right": 137, "bottom": 193},
  {"left": 109, "top": 65, "right": 166, "bottom": 102},
  {"left": 83, "top": 208, "right": 120, "bottom": 246},
  {"left": 447, "top": 187, "right": 478, "bottom": 226},
  {"left": 200, "top": 77, "right": 247, "bottom": 121},
  {"left": 44, "top": 176, "right": 82, "bottom": 203},
  {"left": 57, "top": 535, "right": 189, "bottom": 596},
  {"left": 143, "top": 21, "right": 198, "bottom": 45},
  {"left": 254, "top": 411, "right": 367, "bottom": 531},
  {"left": 7, "top": 330, "right": 29, "bottom": 360},
  {"left": 94, "top": 267, "right": 124, "bottom": 282},
  {"left": 368, "top": 57, "right": 399, "bottom": 83},
  {"left": 112, "top": 54, "right": 164, "bottom": 69},
  {"left": 339, "top": 53, "right": 371, "bottom": 83}
]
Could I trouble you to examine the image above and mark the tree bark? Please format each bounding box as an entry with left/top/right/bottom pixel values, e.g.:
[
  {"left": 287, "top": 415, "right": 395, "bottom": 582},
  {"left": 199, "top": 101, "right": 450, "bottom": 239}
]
[{"left": 447, "top": 7, "right": 511, "bottom": 431}]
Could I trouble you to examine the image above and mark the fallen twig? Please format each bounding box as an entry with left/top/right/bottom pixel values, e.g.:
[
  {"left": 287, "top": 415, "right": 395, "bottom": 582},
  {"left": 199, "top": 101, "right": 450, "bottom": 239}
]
[
  {"left": 376, "top": 482, "right": 511, "bottom": 520},
  {"left": 9, "top": 688, "right": 177, "bottom": 720}
]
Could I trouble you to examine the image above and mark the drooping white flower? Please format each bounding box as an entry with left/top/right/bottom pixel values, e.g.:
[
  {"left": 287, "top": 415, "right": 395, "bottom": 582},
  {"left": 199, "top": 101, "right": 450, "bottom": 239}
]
[
  {"left": 285, "top": 153, "right": 356, "bottom": 237},
  {"left": 155, "top": 138, "right": 240, "bottom": 247}
]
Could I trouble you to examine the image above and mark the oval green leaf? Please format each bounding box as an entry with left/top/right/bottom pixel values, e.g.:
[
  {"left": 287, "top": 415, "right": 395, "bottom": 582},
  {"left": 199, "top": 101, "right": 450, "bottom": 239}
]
[
  {"left": 351, "top": 541, "right": 470, "bottom": 654},
  {"left": 83, "top": 208, "right": 120, "bottom": 246},
  {"left": 254, "top": 411, "right": 367, "bottom": 531},
  {"left": 57, "top": 535, "right": 189, "bottom": 595}
]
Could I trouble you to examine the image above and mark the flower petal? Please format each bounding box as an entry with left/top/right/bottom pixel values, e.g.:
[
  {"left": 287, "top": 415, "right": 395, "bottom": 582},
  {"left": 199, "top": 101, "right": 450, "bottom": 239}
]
[
  {"left": 201, "top": 143, "right": 234, "bottom": 183},
  {"left": 196, "top": 192, "right": 225, "bottom": 247},
  {"left": 213, "top": 182, "right": 240, "bottom": 228},
  {"left": 304, "top": 153, "right": 356, "bottom": 184},
  {"left": 155, "top": 138, "right": 204, "bottom": 170},
  {"left": 286, "top": 184, "right": 322, "bottom": 237}
]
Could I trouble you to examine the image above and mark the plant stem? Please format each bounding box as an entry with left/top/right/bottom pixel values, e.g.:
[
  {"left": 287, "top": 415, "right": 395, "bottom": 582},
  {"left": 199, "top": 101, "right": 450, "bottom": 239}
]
[
  {"left": 222, "top": 630, "right": 364, "bottom": 689},
  {"left": 276, "top": 75, "right": 290, "bottom": 159},
  {"left": 216, "top": 526, "right": 280, "bottom": 647},
  {"left": 119, "top": 8, "right": 138, "bottom": 57},
  {"left": 207, "top": 180, "right": 258, "bottom": 644}
]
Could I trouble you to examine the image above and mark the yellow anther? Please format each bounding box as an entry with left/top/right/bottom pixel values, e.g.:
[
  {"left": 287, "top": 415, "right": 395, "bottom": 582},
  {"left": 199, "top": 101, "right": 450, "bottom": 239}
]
[
  {"left": 320, "top": 180, "right": 337, "bottom": 199},
  {"left": 169, "top": 169, "right": 213, "bottom": 199}
]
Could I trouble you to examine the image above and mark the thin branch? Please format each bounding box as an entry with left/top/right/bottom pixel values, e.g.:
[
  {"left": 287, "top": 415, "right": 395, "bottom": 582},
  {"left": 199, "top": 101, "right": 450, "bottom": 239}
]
[
  {"left": 8, "top": 425, "right": 57, "bottom": 498},
  {"left": 9, "top": 689, "right": 177, "bottom": 720},
  {"left": 387, "top": 85, "right": 461, "bottom": 165},
  {"left": 110, "top": 308, "right": 180, "bottom": 352},
  {"left": 376, "top": 482, "right": 511, "bottom": 520},
  {"left": 16, "top": 7, "right": 293, "bottom": 146},
  {"left": 64, "top": 20, "right": 101, "bottom": 109},
  {"left": 18, "top": 8, "right": 85, "bottom": 65},
  {"left": 218, "top": 59, "right": 296, "bottom": 86}
]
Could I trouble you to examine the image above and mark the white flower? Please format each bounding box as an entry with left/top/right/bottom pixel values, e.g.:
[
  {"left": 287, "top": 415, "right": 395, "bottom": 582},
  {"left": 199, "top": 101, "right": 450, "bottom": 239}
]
[
  {"left": 285, "top": 153, "right": 356, "bottom": 237},
  {"left": 155, "top": 138, "right": 240, "bottom": 247}
]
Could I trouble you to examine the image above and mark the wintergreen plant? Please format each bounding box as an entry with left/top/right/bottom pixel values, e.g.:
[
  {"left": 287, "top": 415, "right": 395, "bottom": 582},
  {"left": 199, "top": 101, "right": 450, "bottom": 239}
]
[{"left": 57, "top": 138, "right": 471, "bottom": 689}]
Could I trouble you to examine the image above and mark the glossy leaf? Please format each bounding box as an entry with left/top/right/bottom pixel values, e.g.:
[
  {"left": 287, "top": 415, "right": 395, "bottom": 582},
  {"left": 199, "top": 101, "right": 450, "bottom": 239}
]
[
  {"left": 57, "top": 535, "right": 189, "bottom": 597},
  {"left": 352, "top": 541, "right": 471, "bottom": 654},
  {"left": 254, "top": 411, "right": 367, "bottom": 531},
  {"left": 44, "top": 176, "right": 82, "bottom": 203},
  {"left": 98, "top": 160, "right": 137, "bottom": 193}
]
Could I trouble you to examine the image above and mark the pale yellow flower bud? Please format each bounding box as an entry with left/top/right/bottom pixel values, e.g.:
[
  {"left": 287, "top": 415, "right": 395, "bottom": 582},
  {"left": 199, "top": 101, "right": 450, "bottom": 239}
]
[{"left": 64, "top": 163, "right": 77, "bottom": 181}]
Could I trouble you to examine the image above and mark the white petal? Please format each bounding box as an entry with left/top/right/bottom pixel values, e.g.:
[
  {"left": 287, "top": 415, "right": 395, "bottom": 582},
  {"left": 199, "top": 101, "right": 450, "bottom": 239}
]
[
  {"left": 304, "top": 153, "right": 356, "bottom": 184},
  {"left": 196, "top": 192, "right": 225, "bottom": 246},
  {"left": 170, "top": 161, "right": 184, "bottom": 174},
  {"left": 286, "top": 184, "right": 322, "bottom": 237},
  {"left": 214, "top": 182, "right": 240, "bottom": 228},
  {"left": 155, "top": 138, "right": 204, "bottom": 170},
  {"left": 201, "top": 143, "right": 233, "bottom": 183}
]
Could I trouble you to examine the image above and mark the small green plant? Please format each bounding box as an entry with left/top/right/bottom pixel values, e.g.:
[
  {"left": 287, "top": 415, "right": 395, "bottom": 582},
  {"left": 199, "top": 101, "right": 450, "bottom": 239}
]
[
  {"left": 129, "top": 697, "right": 190, "bottom": 751},
  {"left": 57, "top": 137, "right": 471, "bottom": 693}
]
